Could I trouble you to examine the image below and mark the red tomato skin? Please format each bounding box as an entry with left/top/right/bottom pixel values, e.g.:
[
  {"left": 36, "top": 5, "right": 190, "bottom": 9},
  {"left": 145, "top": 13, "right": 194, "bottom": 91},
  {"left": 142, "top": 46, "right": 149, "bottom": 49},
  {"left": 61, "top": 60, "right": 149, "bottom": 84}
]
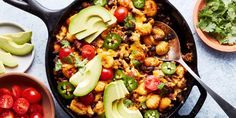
[
  {"left": 0, "top": 108, "right": 2, "bottom": 113},
  {"left": 22, "top": 88, "right": 42, "bottom": 104},
  {"left": 15, "top": 114, "right": 29, "bottom": 118},
  {"left": 81, "top": 45, "right": 95, "bottom": 60},
  {"left": 0, "top": 110, "right": 15, "bottom": 118},
  {"left": 0, "top": 95, "right": 14, "bottom": 109},
  {"left": 0, "top": 88, "right": 12, "bottom": 96},
  {"left": 12, "top": 85, "right": 22, "bottom": 100},
  {"left": 28, "top": 104, "right": 43, "bottom": 114},
  {"left": 13, "top": 98, "right": 30, "bottom": 115},
  {"left": 30, "top": 113, "right": 43, "bottom": 118},
  {"left": 100, "top": 68, "right": 114, "bottom": 81},
  {"left": 59, "top": 48, "right": 72, "bottom": 59},
  {"left": 114, "top": 6, "right": 128, "bottom": 22},
  {"left": 79, "top": 93, "right": 95, "bottom": 105},
  {"left": 144, "top": 75, "right": 161, "bottom": 91}
]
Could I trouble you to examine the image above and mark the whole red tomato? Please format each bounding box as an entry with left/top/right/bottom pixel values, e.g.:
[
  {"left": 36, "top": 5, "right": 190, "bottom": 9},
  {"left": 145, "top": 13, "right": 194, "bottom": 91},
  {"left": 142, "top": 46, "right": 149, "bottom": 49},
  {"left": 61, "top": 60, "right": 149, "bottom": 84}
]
[
  {"left": 12, "top": 85, "right": 22, "bottom": 99},
  {"left": 29, "top": 104, "right": 43, "bottom": 114},
  {"left": 59, "top": 48, "right": 72, "bottom": 59},
  {"left": 16, "top": 114, "right": 29, "bottom": 118},
  {"left": 22, "top": 88, "right": 42, "bottom": 104},
  {"left": 81, "top": 45, "right": 95, "bottom": 60},
  {"left": 30, "top": 113, "right": 43, "bottom": 118},
  {"left": 79, "top": 93, "right": 95, "bottom": 105},
  {"left": 114, "top": 6, "right": 128, "bottom": 22},
  {"left": 100, "top": 68, "right": 113, "bottom": 81},
  {"left": 0, "top": 88, "right": 12, "bottom": 96}
]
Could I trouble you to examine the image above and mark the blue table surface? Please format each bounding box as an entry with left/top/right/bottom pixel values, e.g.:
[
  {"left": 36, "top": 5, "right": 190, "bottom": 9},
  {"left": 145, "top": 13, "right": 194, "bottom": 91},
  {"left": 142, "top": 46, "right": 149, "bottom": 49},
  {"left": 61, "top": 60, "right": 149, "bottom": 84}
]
[{"left": 1, "top": 0, "right": 236, "bottom": 117}]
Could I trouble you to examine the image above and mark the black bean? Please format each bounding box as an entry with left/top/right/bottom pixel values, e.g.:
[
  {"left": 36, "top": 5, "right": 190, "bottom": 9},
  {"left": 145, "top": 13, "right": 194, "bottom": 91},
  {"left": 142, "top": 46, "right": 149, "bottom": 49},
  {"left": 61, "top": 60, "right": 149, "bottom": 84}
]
[
  {"left": 125, "top": 31, "right": 133, "bottom": 37},
  {"left": 124, "top": 57, "right": 130, "bottom": 63},
  {"left": 164, "top": 31, "right": 176, "bottom": 41}
]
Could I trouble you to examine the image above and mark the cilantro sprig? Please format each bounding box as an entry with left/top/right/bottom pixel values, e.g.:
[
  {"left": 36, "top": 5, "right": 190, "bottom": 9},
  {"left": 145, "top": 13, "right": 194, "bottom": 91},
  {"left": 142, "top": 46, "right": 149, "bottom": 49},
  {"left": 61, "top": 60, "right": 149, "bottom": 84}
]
[{"left": 198, "top": 0, "right": 236, "bottom": 45}]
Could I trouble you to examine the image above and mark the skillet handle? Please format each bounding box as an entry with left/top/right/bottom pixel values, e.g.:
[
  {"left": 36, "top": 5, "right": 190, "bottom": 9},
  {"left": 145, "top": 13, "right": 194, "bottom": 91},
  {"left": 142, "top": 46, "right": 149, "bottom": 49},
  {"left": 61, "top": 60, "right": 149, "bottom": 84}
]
[
  {"left": 3, "top": 0, "right": 76, "bottom": 33},
  {"left": 172, "top": 80, "right": 207, "bottom": 118}
]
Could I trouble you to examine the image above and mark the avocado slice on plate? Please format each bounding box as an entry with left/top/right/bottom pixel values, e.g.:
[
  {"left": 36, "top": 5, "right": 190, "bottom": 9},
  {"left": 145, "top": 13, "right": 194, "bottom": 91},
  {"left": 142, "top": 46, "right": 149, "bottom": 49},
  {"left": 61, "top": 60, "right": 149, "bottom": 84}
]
[
  {"left": 1, "top": 31, "right": 32, "bottom": 45},
  {"left": 0, "top": 36, "right": 34, "bottom": 56},
  {"left": 69, "top": 6, "right": 112, "bottom": 35},
  {"left": 117, "top": 99, "right": 143, "bottom": 118},
  {"left": 72, "top": 55, "right": 102, "bottom": 96},
  {"left": 0, "top": 61, "right": 6, "bottom": 74},
  {"left": 0, "top": 51, "right": 18, "bottom": 67}
]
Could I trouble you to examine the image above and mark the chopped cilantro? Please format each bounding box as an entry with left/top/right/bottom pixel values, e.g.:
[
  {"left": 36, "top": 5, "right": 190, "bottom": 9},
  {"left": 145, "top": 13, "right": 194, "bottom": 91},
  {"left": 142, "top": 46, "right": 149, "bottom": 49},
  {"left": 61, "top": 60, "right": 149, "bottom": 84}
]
[
  {"left": 60, "top": 40, "right": 71, "bottom": 48},
  {"left": 157, "top": 83, "right": 165, "bottom": 90},
  {"left": 74, "top": 56, "right": 88, "bottom": 68},
  {"left": 55, "top": 59, "right": 62, "bottom": 71},
  {"left": 198, "top": 0, "right": 236, "bottom": 45}
]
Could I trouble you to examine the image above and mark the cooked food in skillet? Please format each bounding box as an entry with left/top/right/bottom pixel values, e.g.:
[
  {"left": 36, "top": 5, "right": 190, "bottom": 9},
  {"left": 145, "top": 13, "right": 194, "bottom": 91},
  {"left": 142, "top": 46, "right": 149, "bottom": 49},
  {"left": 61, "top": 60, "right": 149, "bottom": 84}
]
[{"left": 53, "top": 0, "right": 191, "bottom": 117}]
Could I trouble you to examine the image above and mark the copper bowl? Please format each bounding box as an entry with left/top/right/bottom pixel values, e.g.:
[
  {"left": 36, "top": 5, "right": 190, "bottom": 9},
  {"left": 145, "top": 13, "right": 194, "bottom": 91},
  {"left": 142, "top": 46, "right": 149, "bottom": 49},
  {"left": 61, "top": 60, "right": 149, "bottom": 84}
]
[
  {"left": 0, "top": 72, "right": 55, "bottom": 118},
  {"left": 193, "top": 0, "right": 236, "bottom": 52}
]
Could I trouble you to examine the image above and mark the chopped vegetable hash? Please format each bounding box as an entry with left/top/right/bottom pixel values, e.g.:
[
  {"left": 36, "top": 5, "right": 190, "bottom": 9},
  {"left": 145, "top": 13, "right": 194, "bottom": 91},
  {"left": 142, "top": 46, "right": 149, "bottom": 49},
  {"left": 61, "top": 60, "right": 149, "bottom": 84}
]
[{"left": 53, "top": 0, "right": 190, "bottom": 117}]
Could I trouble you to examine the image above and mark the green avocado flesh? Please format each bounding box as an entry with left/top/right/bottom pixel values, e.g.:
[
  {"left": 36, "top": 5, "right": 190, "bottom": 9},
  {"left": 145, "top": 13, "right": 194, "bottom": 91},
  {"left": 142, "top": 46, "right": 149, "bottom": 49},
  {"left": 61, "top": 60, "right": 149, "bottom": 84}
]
[
  {"left": 1, "top": 31, "right": 32, "bottom": 45},
  {"left": 117, "top": 99, "right": 143, "bottom": 118},
  {"left": 71, "top": 55, "right": 102, "bottom": 96},
  {"left": 0, "top": 61, "right": 6, "bottom": 74},
  {"left": 69, "top": 6, "right": 112, "bottom": 35},
  {"left": 0, "top": 51, "right": 18, "bottom": 67},
  {"left": 0, "top": 36, "right": 34, "bottom": 56},
  {"left": 69, "top": 6, "right": 117, "bottom": 43}
]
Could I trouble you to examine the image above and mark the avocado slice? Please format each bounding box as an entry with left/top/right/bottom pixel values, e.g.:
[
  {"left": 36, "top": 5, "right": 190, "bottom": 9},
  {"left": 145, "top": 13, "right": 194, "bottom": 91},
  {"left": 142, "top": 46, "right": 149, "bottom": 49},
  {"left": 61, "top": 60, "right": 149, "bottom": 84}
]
[
  {"left": 104, "top": 80, "right": 129, "bottom": 118},
  {"left": 84, "top": 22, "right": 107, "bottom": 43},
  {"left": 75, "top": 18, "right": 105, "bottom": 40},
  {"left": 107, "top": 13, "right": 117, "bottom": 26},
  {"left": 0, "top": 61, "right": 6, "bottom": 74},
  {"left": 0, "top": 51, "right": 18, "bottom": 67},
  {"left": 72, "top": 55, "right": 102, "bottom": 96},
  {"left": 117, "top": 99, "right": 143, "bottom": 118},
  {"left": 69, "top": 6, "right": 112, "bottom": 35},
  {"left": 112, "top": 100, "right": 124, "bottom": 118},
  {"left": 1, "top": 31, "right": 32, "bottom": 45},
  {"left": 0, "top": 36, "right": 34, "bottom": 56}
]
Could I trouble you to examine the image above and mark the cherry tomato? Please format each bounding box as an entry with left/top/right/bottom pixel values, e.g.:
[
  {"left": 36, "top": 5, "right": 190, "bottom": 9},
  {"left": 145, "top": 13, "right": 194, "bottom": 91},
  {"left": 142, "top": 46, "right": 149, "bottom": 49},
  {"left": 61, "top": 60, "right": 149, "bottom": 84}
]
[
  {"left": 100, "top": 68, "right": 113, "bottom": 81},
  {"left": 81, "top": 45, "right": 95, "bottom": 60},
  {"left": 0, "top": 95, "right": 14, "bottom": 109},
  {"left": 59, "top": 48, "right": 72, "bottom": 59},
  {"left": 0, "top": 108, "right": 2, "bottom": 113},
  {"left": 0, "top": 110, "right": 14, "bottom": 118},
  {"left": 12, "top": 85, "right": 22, "bottom": 99},
  {"left": 13, "top": 98, "right": 30, "bottom": 115},
  {"left": 29, "top": 104, "right": 43, "bottom": 114},
  {"left": 79, "top": 93, "right": 95, "bottom": 105},
  {"left": 16, "top": 114, "right": 29, "bottom": 118},
  {"left": 0, "top": 88, "right": 12, "bottom": 96},
  {"left": 30, "top": 113, "right": 43, "bottom": 118},
  {"left": 22, "top": 88, "right": 42, "bottom": 104},
  {"left": 144, "top": 75, "right": 161, "bottom": 91},
  {"left": 114, "top": 6, "right": 128, "bottom": 22}
]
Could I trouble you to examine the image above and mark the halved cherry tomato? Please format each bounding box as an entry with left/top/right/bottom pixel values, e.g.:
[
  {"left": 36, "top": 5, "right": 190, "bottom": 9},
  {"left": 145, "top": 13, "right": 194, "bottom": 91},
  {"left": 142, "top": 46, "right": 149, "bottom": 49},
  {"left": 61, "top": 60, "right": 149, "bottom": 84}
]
[
  {"left": 59, "top": 48, "right": 73, "bottom": 59},
  {"left": 144, "top": 75, "right": 161, "bottom": 91},
  {"left": 12, "top": 85, "right": 22, "bottom": 99},
  {"left": 0, "top": 95, "right": 14, "bottom": 109},
  {"left": 13, "top": 98, "right": 30, "bottom": 115},
  {"left": 0, "top": 110, "right": 14, "bottom": 118},
  {"left": 22, "top": 88, "right": 42, "bottom": 104},
  {"left": 114, "top": 6, "right": 128, "bottom": 22},
  {"left": 16, "top": 114, "right": 29, "bottom": 118},
  {"left": 81, "top": 45, "right": 95, "bottom": 60},
  {"left": 0, "top": 88, "right": 12, "bottom": 96},
  {"left": 30, "top": 113, "right": 43, "bottom": 118},
  {"left": 79, "top": 93, "right": 95, "bottom": 105},
  {"left": 29, "top": 104, "right": 43, "bottom": 114},
  {"left": 100, "top": 68, "right": 113, "bottom": 81}
]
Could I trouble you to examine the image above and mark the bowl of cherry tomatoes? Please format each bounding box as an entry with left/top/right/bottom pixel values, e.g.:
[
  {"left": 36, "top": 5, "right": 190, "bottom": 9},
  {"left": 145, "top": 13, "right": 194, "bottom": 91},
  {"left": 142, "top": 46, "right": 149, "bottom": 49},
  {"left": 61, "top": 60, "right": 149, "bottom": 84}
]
[{"left": 0, "top": 72, "right": 55, "bottom": 118}]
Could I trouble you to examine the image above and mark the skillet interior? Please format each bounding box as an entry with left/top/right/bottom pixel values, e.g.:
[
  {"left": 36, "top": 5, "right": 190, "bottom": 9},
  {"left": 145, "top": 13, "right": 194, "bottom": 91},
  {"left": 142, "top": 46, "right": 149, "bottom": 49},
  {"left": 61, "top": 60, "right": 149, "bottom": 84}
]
[{"left": 45, "top": 0, "right": 201, "bottom": 117}]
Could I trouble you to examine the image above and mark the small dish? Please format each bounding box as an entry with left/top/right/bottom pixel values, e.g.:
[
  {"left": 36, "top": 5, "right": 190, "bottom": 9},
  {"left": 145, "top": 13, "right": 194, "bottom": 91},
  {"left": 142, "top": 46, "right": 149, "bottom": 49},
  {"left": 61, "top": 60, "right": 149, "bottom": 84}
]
[
  {"left": 193, "top": 0, "right": 236, "bottom": 52},
  {"left": 0, "top": 22, "right": 35, "bottom": 72},
  {"left": 0, "top": 72, "right": 55, "bottom": 118}
]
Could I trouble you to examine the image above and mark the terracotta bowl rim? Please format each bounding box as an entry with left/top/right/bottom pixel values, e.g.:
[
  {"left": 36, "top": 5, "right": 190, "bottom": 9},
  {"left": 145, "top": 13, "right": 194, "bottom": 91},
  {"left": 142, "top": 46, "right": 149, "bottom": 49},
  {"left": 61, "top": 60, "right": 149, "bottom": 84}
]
[
  {"left": 0, "top": 72, "right": 55, "bottom": 118},
  {"left": 193, "top": 0, "right": 236, "bottom": 52}
]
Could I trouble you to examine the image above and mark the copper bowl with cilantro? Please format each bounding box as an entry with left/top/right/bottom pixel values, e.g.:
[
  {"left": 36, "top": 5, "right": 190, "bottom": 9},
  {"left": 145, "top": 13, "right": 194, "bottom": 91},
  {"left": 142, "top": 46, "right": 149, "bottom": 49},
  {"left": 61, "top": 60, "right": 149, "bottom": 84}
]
[{"left": 194, "top": 0, "right": 236, "bottom": 52}]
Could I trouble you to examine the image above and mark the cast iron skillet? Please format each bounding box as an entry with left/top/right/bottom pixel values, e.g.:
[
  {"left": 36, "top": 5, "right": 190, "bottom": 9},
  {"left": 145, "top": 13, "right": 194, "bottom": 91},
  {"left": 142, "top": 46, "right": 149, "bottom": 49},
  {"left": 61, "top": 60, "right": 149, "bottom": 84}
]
[{"left": 3, "top": 0, "right": 207, "bottom": 117}]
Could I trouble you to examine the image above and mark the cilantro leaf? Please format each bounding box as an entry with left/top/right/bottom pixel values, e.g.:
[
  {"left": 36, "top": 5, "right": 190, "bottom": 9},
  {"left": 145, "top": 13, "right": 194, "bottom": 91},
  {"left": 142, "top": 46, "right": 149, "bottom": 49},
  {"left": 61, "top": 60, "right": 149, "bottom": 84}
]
[
  {"left": 74, "top": 56, "right": 88, "bottom": 68},
  {"left": 54, "top": 59, "right": 62, "bottom": 71},
  {"left": 60, "top": 40, "right": 71, "bottom": 48}
]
